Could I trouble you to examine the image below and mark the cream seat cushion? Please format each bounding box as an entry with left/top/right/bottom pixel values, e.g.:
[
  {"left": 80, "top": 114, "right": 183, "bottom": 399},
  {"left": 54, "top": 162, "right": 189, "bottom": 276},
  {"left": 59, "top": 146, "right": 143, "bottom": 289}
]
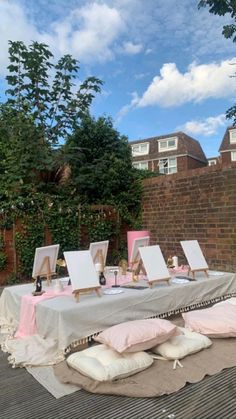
[
  {"left": 151, "top": 327, "right": 212, "bottom": 360},
  {"left": 66, "top": 344, "right": 153, "bottom": 381}
]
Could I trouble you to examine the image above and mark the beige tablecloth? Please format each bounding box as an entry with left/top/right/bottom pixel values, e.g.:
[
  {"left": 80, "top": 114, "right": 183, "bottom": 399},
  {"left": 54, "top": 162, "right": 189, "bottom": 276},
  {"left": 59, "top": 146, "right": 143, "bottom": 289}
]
[{"left": 1, "top": 272, "right": 236, "bottom": 366}]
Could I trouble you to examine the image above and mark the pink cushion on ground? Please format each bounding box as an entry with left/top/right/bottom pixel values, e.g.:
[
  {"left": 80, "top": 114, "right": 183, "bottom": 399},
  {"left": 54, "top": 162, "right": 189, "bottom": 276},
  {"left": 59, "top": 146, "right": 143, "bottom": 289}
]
[
  {"left": 94, "top": 319, "right": 179, "bottom": 353},
  {"left": 183, "top": 302, "right": 236, "bottom": 337}
]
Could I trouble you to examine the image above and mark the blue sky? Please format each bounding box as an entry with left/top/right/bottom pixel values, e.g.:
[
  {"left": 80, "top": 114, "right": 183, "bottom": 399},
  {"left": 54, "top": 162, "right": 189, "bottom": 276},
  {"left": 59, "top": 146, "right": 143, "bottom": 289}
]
[{"left": 0, "top": 0, "right": 236, "bottom": 157}]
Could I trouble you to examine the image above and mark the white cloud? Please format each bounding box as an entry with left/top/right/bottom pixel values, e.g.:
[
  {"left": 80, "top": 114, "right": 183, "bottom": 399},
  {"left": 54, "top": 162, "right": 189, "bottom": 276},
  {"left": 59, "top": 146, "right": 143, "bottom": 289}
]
[
  {"left": 0, "top": 2, "right": 39, "bottom": 74},
  {"left": 116, "top": 92, "right": 139, "bottom": 123},
  {"left": 0, "top": 1, "right": 126, "bottom": 74},
  {"left": 116, "top": 58, "right": 236, "bottom": 121},
  {"left": 177, "top": 114, "right": 227, "bottom": 136},
  {"left": 134, "top": 72, "right": 150, "bottom": 80},
  {"left": 122, "top": 41, "right": 143, "bottom": 55},
  {"left": 55, "top": 3, "right": 125, "bottom": 63},
  {"left": 136, "top": 59, "right": 236, "bottom": 108}
]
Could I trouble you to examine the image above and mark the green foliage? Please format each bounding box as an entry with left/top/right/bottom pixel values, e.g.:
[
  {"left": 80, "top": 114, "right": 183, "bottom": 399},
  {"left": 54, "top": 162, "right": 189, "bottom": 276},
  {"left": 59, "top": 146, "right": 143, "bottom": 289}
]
[
  {"left": 0, "top": 196, "right": 119, "bottom": 280},
  {"left": 81, "top": 209, "right": 114, "bottom": 244},
  {"left": 44, "top": 202, "right": 81, "bottom": 258},
  {"left": 198, "top": 1, "right": 236, "bottom": 41},
  {"left": 5, "top": 41, "right": 103, "bottom": 146},
  {"left": 0, "top": 105, "right": 52, "bottom": 198},
  {"left": 226, "top": 103, "right": 236, "bottom": 123},
  {"left": 0, "top": 252, "right": 7, "bottom": 271},
  {"left": 15, "top": 221, "right": 44, "bottom": 278},
  {"left": 65, "top": 114, "right": 143, "bottom": 226},
  {"left": 0, "top": 232, "right": 7, "bottom": 271},
  {"left": 134, "top": 168, "right": 161, "bottom": 180},
  {"left": 10, "top": 194, "right": 81, "bottom": 277},
  {"left": 7, "top": 273, "right": 20, "bottom": 285},
  {"left": 0, "top": 41, "right": 102, "bottom": 201},
  {"left": 0, "top": 41, "right": 144, "bottom": 282}
]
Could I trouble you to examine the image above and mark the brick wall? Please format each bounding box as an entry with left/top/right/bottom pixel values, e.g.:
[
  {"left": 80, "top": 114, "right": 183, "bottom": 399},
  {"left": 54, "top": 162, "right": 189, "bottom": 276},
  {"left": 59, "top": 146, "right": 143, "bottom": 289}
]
[
  {"left": 141, "top": 163, "right": 236, "bottom": 272},
  {"left": 221, "top": 152, "right": 232, "bottom": 165}
]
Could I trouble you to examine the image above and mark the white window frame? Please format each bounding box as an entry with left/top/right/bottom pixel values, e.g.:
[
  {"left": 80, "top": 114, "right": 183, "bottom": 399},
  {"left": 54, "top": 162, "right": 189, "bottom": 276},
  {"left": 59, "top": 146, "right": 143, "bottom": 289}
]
[
  {"left": 133, "top": 161, "right": 149, "bottom": 170},
  {"left": 131, "top": 142, "right": 149, "bottom": 156},
  {"left": 231, "top": 151, "right": 236, "bottom": 161},
  {"left": 229, "top": 129, "right": 236, "bottom": 144},
  {"left": 208, "top": 159, "right": 217, "bottom": 166},
  {"left": 159, "top": 157, "right": 177, "bottom": 174},
  {"left": 158, "top": 137, "right": 178, "bottom": 152}
]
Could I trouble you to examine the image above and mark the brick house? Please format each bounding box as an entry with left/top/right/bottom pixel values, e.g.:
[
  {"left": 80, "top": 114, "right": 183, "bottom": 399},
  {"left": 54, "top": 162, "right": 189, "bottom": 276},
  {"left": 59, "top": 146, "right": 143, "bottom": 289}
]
[
  {"left": 219, "top": 126, "right": 236, "bottom": 165},
  {"left": 207, "top": 156, "right": 221, "bottom": 166},
  {"left": 130, "top": 132, "right": 208, "bottom": 174}
]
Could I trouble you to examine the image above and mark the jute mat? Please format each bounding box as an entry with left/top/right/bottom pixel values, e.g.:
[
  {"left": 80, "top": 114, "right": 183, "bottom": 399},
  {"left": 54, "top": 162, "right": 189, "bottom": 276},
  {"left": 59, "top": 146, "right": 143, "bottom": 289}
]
[{"left": 53, "top": 336, "right": 236, "bottom": 398}]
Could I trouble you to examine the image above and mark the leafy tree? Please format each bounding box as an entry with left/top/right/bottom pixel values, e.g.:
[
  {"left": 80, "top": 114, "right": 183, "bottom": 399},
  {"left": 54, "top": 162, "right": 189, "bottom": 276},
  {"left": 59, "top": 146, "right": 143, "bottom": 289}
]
[
  {"left": 64, "top": 114, "right": 143, "bottom": 224},
  {"left": 0, "top": 41, "right": 102, "bottom": 198},
  {"left": 0, "top": 105, "right": 53, "bottom": 198},
  {"left": 198, "top": 1, "right": 236, "bottom": 41},
  {"left": 198, "top": 0, "right": 236, "bottom": 124},
  {"left": 5, "top": 41, "right": 103, "bottom": 145}
]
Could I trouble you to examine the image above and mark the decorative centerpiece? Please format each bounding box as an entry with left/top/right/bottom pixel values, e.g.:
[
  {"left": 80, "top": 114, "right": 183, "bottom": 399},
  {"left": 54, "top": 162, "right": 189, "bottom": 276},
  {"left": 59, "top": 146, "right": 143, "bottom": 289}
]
[
  {"left": 118, "top": 259, "right": 128, "bottom": 276},
  {"left": 32, "top": 276, "right": 45, "bottom": 296},
  {"left": 167, "top": 256, "right": 174, "bottom": 269}
]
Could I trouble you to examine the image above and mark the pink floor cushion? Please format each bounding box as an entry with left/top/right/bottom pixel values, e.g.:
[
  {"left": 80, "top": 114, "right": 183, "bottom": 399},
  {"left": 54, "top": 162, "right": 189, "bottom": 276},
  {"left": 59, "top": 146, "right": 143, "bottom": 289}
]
[
  {"left": 94, "top": 318, "right": 179, "bottom": 353},
  {"left": 183, "top": 302, "right": 236, "bottom": 337}
]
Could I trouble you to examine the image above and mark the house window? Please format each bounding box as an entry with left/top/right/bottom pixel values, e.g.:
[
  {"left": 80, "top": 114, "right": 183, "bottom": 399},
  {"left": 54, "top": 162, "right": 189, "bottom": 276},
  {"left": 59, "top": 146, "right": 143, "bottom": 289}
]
[
  {"left": 159, "top": 157, "right": 177, "bottom": 174},
  {"left": 231, "top": 151, "right": 236, "bottom": 161},
  {"left": 208, "top": 159, "right": 217, "bottom": 166},
  {"left": 158, "top": 137, "right": 177, "bottom": 152},
  {"left": 229, "top": 129, "right": 236, "bottom": 144},
  {"left": 133, "top": 161, "right": 149, "bottom": 170},
  {"left": 131, "top": 143, "right": 149, "bottom": 156}
]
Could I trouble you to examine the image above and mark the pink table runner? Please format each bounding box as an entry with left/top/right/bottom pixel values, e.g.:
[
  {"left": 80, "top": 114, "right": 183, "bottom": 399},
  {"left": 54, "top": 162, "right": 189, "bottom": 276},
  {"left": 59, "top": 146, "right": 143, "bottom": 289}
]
[
  {"left": 14, "top": 268, "right": 189, "bottom": 339},
  {"left": 15, "top": 286, "right": 72, "bottom": 338}
]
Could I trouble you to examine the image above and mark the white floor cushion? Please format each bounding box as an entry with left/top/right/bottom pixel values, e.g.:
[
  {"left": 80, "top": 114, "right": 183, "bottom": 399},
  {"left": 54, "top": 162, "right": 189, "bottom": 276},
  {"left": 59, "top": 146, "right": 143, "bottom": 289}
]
[
  {"left": 151, "top": 327, "right": 212, "bottom": 360},
  {"left": 66, "top": 344, "right": 153, "bottom": 381}
]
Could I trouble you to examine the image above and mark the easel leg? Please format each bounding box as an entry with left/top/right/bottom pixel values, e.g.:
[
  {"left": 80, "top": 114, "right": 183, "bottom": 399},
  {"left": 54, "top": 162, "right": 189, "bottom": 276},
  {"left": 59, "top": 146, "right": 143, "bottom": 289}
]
[{"left": 95, "top": 289, "right": 101, "bottom": 298}]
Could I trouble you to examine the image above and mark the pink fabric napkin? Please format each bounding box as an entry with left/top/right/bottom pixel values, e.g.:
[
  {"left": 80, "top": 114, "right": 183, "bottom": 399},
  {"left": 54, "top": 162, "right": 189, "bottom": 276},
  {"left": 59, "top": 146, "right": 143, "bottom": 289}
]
[
  {"left": 15, "top": 286, "right": 72, "bottom": 339},
  {"left": 105, "top": 272, "right": 147, "bottom": 287},
  {"left": 169, "top": 265, "right": 189, "bottom": 274}
]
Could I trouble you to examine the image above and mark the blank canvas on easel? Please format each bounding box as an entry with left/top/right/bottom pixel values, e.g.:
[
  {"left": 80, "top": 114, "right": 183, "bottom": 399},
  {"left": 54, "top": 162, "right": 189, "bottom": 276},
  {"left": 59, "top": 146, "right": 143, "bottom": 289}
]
[
  {"left": 89, "top": 240, "right": 109, "bottom": 266},
  {"left": 139, "top": 245, "right": 170, "bottom": 285},
  {"left": 180, "top": 240, "right": 209, "bottom": 272},
  {"left": 64, "top": 250, "right": 100, "bottom": 291},
  {"left": 130, "top": 236, "right": 150, "bottom": 264},
  {"left": 32, "top": 244, "right": 60, "bottom": 279}
]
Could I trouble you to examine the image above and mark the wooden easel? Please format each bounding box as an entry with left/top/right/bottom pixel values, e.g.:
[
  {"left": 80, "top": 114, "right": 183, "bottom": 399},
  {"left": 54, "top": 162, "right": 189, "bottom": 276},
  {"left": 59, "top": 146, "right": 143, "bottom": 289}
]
[
  {"left": 36, "top": 256, "right": 53, "bottom": 286},
  {"left": 93, "top": 249, "right": 105, "bottom": 271},
  {"left": 131, "top": 257, "right": 146, "bottom": 281},
  {"left": 188, "top": 267, "right": 209, "bottom": 279},
  {"left": 73, "top": 286, "right": 101, "bottom": 302},
  {"left": 148, "top": 276, "right": 171, "bottom": 288}
]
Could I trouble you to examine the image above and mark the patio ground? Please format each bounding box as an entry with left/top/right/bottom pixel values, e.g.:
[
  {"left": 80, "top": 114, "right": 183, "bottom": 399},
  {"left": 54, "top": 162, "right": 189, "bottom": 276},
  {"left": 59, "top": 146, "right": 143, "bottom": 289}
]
[{"left": 1, "top": 348, "right": 236, "bottom": 419}]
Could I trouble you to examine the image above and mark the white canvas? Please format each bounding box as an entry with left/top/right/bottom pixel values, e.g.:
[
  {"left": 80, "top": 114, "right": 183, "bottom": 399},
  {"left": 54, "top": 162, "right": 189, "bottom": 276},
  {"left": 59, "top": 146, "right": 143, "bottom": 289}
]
[
  {"left": 32, "top": 244, "right": 60, "bottom": 279},
  {"left": 64, "top": 250, "right": 100, "bottom": 291},
  {"left": 180, "top": 240, "right": 209, "bottom": 271},
  {"left": 89, "top": 240, "right": 109, "bottom": 265},
  {"left": 130, "top": 236, "right": 150, "bottom": 264},
  {"left": 139, "top": 245, "right": 170, "bottom": 282}
]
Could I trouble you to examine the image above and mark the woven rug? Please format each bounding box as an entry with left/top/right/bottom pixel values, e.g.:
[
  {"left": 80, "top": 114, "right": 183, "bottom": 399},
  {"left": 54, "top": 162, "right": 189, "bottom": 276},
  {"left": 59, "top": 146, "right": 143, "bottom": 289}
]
[{"left": 54, "top": 336, "right": 236, "bottom": 398}]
